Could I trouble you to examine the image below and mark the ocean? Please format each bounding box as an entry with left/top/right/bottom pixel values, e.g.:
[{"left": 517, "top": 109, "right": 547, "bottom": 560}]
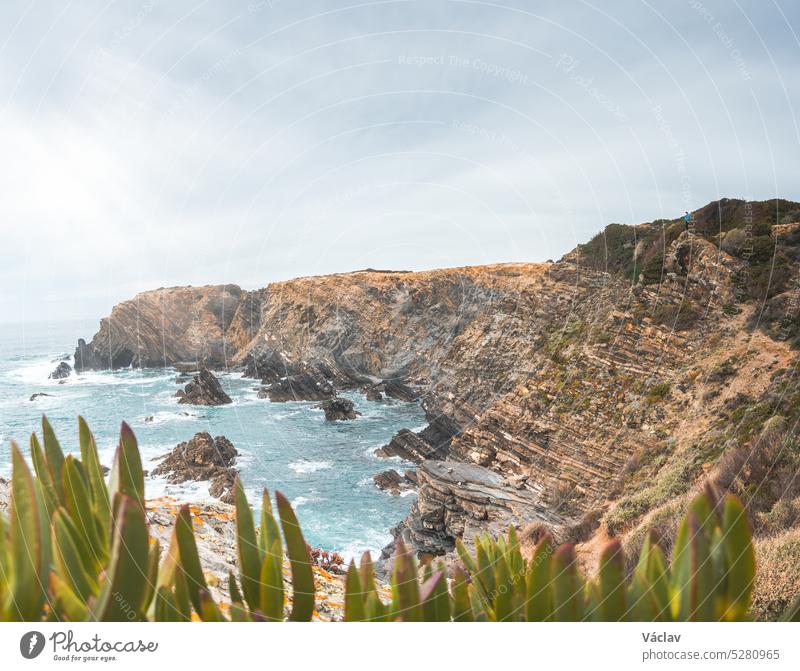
[{"left": 0, "top": 319, "right": 424, "bottom": 559}]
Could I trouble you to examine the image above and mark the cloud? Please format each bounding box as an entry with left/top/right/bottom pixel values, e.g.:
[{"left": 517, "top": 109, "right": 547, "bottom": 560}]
[{"left": 0, "top": 0, "right": 798, "bottom": 322}]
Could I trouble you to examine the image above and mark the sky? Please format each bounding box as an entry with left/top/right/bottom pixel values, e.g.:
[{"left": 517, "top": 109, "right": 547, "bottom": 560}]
[{"left": 0, "top": 0, "right": 798, "bottom": 323}]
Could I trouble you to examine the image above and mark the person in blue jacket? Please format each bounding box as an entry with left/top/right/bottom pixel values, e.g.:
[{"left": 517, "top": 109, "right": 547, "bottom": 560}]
[{"left": 683, "top": 211, "right": 691, "bottom": 231}]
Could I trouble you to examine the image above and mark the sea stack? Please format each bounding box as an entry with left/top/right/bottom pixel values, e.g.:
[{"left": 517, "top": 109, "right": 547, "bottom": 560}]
[{"left": 175, "top": 368, "right": 232, "bottom": 406}]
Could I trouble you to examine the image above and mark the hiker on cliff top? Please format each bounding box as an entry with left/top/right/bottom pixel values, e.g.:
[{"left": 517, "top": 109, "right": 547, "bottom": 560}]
[{"left": 683, "top": 211, "right": 692, "bottom": 231}]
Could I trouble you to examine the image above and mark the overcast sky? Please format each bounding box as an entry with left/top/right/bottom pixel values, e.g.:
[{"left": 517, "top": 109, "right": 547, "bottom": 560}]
[{"left": 1, "top": 0, "right": 798, "bottom": 323}]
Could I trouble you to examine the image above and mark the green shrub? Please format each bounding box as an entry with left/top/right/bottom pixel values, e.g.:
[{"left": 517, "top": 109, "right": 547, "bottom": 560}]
[{"left": 646, "top": 382, "right": 671, "bottom": 403}]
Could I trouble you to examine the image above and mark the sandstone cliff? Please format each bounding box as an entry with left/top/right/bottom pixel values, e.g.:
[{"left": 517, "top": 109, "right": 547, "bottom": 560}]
[{"left": 75, "top": 199, "right": 800, "bottom": 613}]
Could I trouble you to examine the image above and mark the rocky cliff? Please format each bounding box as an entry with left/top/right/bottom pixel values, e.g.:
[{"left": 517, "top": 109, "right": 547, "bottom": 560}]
[
  {"left": 74, "top": 284, "right": 260, "bottom": 370},
  {"left": 75, "top": 198, "right": 800, "bottom": 613}
]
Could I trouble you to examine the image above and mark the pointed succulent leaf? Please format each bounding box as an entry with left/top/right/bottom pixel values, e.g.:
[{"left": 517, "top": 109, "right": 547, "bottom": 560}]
[
  {"left": 41, "top": 416, "right": 66, "bottom": 504},
  {"left": 91, "top": 494, "right": 150, "bottom": 621},
  {"left": 275, "top": 490, "right": 315, "bottom": 622},
  {"left": 390, "top": 538, "right": 422, "bottom": 622},
  {"left": 598, "top": 540, "right": 627, "bottom": 621},
  {"left": 173, "top": 568, "right": 192, "bottom": 622},
  {"left": 720, "top": 494, "right": 755, "bottom": 620},
  {"left": 109, "top": 422, "right": 145, "bottom": 515},
  {"left": 141, "top": 540, "right": 160, "bottom": 614},
  {"left": 525, "top": 533, "right": 554, "bottom": 622},
  {"left": 63, "top": 455, "right": 105, "bottom": 569},
  {"left": 30, "top": 433, "right": 57, "bottom": 517},
  {"left": 8, "top": 443, "right": 45, "bottom": 621},
  {"left": 359, "top": 550, "right": 377, "bottom": 595},
  {"left": 671, "top": 511, "right": 715, "bottom": 621},
  {"left": 451, "top": 566, "right": 475, "bottom": 622},
  {"left": 78, "top": 416, "right": 110, "bottom": 526},
  {"left": 420, "top": 570, "right": 450, "bottom": 622},
  {"left": 345, "top": 560, "right": 366, "bottom": 622},
  {"left": 551, "top": 545, "right": 583, "bottom": 622},
  {"left": 51, "top": 508, "right": 98, "bottom": 601},
  {"left": 174, "top": 505, "right": 209, "bottom": 616},
  {"left": 493, "top": 552, "right": 514, "bottom": 621},
  {"left": 228, "top": 571, "right": 244, "bottom": 605},
  {"left": 258, "top": 537, "right": 285, "bottom": 621},
  {"left": 258, "top": 489, "right": 280, "bottom": 555},
  {"left": 234, "top": 478, "right": 262, "bottom": 611}
]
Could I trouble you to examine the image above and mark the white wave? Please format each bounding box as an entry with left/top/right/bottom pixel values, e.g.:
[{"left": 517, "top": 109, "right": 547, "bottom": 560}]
[
  {"left": 333, "top": 530, "right": 392, "bottom": 563},
  {"left": 144, "top": 475, "right": 215, "bottom": 503},
  {"left": 290, "top": 495, "right": 322, "bottom": 509},
  {"left": 140, "top": 410, "right": 198, "bottom": 426},
  {"left": 273, "top": 409, "right": 303, "bottom": 420},
  {"left": 399, "top": 489, "right": 418, "bottom": 498},
  {"left": 6, "top": 358, "right": 63, "bottom": 385},
  {"left": 72, "top": 370, "right": 174, "bottom": 387},
  {"left": 288, "top": 460, "right": 332, "bottom": 474}
]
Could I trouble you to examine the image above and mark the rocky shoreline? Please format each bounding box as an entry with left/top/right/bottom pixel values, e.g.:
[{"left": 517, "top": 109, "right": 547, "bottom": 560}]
[{"left": 68, "top": 198, "right": 800, "bottom": 585}]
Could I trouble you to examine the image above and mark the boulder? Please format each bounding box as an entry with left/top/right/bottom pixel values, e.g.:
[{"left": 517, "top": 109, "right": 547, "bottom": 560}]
[
  {"left": 151, "top": 432, "right": 238, "bottom": 503},
  {"left": 175, "top": 368, "right": 232, "bottom": 406},
  {"left": 318, "top": 397, "right": 359, "bottom": 421},
  {"left": 258, "top": 372, "right": 335, "bottom": 402},
  {"left": 373, "top": 469, "right": 417, "bottom": 495},
  {"left": 365, "top": 386, "right": 383, "bottom": 401},
  {"left": 49, "top": 361, "right": 72, "bottom": 380}
]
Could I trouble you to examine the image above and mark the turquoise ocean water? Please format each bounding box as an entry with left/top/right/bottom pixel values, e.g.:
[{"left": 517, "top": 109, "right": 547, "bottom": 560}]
[{"left": 0, "top": 319, "right": 424, "bottom": 558}]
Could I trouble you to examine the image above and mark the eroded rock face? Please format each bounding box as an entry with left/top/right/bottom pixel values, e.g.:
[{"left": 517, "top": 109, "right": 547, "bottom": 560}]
[
  {"left": 381, "top": 379, "right": 419, "bottom": 402},
  {"left": 258, "top": 372, "right": 335, "bottom": 402},
  {"left": 318, "top": 397, "right": 359, "bottom": 420},
  {"left": 373, "top": 469, "right": 416, "bottom": 495},
  {"left": 74, "top": 338, "right": 103, "bottom": 371},
  {"left": 151, "top": 432, "right": 238, "bottom": 503},
  {"left": 175, "top": 368, "right": 232, "bottom": 406},
  {"left": 403, "top": 460, "right": 541, "bottom": 555},
  {"left": 242, "top": 347, "right": 296, "bottom": 383},
  {"left": 74, "top": 285, "right": 261, "bottom": 370},
  {"left": 375, "top": 428, "right": 447, "bottom": 463},
  {"left": 49, "top": 361, "right": 72, "bottom": 380}
]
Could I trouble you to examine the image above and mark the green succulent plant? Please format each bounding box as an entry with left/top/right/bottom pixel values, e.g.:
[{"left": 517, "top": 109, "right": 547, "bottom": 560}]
[{"left": 0, "top": 417, "right": 774, "bottom": 622}]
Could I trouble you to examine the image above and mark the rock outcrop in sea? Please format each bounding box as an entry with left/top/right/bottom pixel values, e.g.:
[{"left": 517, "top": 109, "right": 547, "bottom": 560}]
[
  {"left": 318, "top": 397, "right": 359, "bottom": 420},
  {"left": 49, "top": 361, "right": 72, "bottom": 379},
  {"left": 373, "top": 469, "right": 417, "bottom": 495},
  {"left": 258, "top": 371, "right": 336, "bottom": 402},
  {"left": 151, "top": 432, "right": 238, "bottom": 503},
  {"left": 175, "top": 368, "right": 232, "bottom": 406}
]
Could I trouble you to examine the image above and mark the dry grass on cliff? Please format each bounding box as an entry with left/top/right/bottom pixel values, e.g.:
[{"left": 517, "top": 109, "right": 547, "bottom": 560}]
[{"left": 752, "top": 527, "right": 800, "bottom": 621}]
